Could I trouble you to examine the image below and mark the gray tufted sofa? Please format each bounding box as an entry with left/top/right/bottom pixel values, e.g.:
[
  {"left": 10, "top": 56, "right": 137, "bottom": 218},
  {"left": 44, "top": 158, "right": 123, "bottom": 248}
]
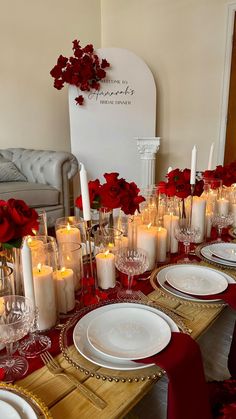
[{"left": 0, "top": 148, "right": 79, "bottom": 227}]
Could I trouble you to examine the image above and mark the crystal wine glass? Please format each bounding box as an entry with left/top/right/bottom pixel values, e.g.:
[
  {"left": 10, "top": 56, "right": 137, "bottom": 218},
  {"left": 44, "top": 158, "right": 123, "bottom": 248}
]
[
  {"left": 115, "top": 247, "right": 148, "bottom": 300},
  {"left": 175, "top": 225, "right": 201, "bottom": 263},
  {"left": 0, "top": 295, "right": 34, "bottom": 382},
  {"left": 212, "top": 213, "right": 234, "bottom": 241}
]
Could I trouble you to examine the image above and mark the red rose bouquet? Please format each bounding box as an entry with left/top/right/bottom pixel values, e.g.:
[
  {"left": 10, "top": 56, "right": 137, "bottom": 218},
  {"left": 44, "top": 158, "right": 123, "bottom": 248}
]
[
  {"left": 0, "top": 199, "right": 39, "bottom": 247},
  {"left": 158, "top": 168, "right": 204, "bottom": 199},
  {"left": 50, "top": 39, "right": 110, "bottom": 105},
  {"left": 75, "top": 172, "right": 145, "bottom": 215}
]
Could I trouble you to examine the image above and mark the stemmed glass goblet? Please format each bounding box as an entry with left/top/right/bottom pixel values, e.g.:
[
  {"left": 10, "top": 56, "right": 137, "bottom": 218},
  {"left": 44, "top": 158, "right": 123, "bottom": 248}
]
[
  {"left": 212, "top": 213, "right": 234, "bottom": 241},
  {"left": 0, "top": 295, "right": 34, "bottom": 382},
  {"left": 175, "top": 225, "right": 200, "bottom": 263},
  {"left": 115, "top": 247, "right": 148, "bottom": 300}
]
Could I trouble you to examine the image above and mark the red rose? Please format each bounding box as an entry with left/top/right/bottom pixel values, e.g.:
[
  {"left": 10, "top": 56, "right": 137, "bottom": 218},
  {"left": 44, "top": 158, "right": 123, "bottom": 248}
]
[
  {"left": 57, "top": 55, "right": 68, "bottom": 68},
  {"left": 54, "top": 79, "right": 64, "bottom": 90},
  {"left": 75, "top": 95, "right": 84, "bottom": 106},
  {"left": 0, "top": 206, "right": 15, "bottom": 242},
  {"left": 50, "top": 65, "right": 62, "bottom": 79},
  {"left": 101, "top": 59, "right": 110, "bottom": 69},
  {"left": 7, "top": 199, "right": 38, "bottom": 238}
]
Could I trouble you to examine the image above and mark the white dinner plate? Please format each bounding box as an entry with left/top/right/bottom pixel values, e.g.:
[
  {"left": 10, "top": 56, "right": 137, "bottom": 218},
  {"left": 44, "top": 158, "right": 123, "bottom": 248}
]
[
  {"left": 0, "top": 389, "right": 37, "bottom": 419},
  {"left": 165, "top": 265, "right": 228, "bottom": 296},
  {"left": 73, "top": 302, "right": 179, "bottom": 371},
  {"left": 0, "top": 400, "right": 21, "bottom": 419},
  {"left": 201, "top": 244, "right": 236, "bottom": 267},
  {"left": 153, "top": 264, "right": 235, "bottom": 303},
  {"left": 87, "top": 307, "right": 171, "bottom": 360},
  {"left": 207, "top": 243, "right": 236, "bottom": 263}
]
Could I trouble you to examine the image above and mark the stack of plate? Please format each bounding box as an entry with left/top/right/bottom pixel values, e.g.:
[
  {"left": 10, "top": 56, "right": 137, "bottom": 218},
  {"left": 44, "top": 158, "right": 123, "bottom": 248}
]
[
  {"left": 0, "top": 384, "right": 50, "bottom": 419},
  {"left": 73, "top": 303, "right": 179, "bottom": 371},
  {"left": 199, "top": 242, "right": 236, "bottom": 268},
  {"left": 151, "top": 264, "right": 234, "bottom": 303}
]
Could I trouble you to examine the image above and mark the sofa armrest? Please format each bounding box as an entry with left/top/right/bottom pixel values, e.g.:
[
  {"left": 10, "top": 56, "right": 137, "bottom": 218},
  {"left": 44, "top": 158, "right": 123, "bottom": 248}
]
[{"left": 0, "top": 148, "right": 79, "bottom": 215}]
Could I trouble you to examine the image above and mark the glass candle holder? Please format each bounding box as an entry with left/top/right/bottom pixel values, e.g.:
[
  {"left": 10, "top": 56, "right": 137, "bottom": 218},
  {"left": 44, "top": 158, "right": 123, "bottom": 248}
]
[
  {"left": 57, "top": 242, "right": 82, "bottom": 292},
  {"left": 30, "top": 240, "right": 58, "bottom": 331},
  {"left": 55, "top": 216, "right": 85, "bottom": 246}
]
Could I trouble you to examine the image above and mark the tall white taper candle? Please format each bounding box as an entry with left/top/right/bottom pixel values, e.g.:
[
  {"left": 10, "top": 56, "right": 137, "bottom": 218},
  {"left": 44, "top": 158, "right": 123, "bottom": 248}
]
[
  {"left": 190, "top": 145, "right": 197, "bottom": 185},
  {"left": 207, "top": 143, "right": 214, "bottom": 170},
  {"left": 79, "top": 163, "right": 91, "bottom": 221},
  {"left": 21, "top": 238, "right": 36, "bottom": 310}
]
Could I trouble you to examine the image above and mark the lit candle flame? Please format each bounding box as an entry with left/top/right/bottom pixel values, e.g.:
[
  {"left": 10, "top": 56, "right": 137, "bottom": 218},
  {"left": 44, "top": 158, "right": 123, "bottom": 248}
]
[
  {"left": 37, "top": 263, "right": 42, "bottom": 272},
  {"left": 27, "top": 237, "right": 32, "bottom": 245},
  {"left": 61, "top": 267, "right": 66, "bottom": 273},
  {"left": 32, "top": 229, "right": 37, "bottom": 236},
  {"left": 66, "top": 223, "right": 71, "bottom": 231},
  {"left": 108, "top": 242, "right": 114, "bottom": 249},
  {"left": 147, "top": 223, "right": 152, "bottom": 229},
  {"left": 104, "top": 250, "right": 110, "bottom": 256}
]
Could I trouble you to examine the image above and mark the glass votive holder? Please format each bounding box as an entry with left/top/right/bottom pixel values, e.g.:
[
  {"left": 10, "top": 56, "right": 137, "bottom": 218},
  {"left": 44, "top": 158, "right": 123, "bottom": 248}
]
[
  {"left": 57, "top": 242, "right": 82, "bottom": 292},
  {"left": 29, "top": 241, "right": 58, "bottom": 331},
  {"left": 93, "top": 227, "right": 123, "bottom": 255},
  {"left": 32, "top": 209, "right": 48, "bottom": 236},
  {"left": 55, "top": 216, "right": 85, "bottom": 246}
]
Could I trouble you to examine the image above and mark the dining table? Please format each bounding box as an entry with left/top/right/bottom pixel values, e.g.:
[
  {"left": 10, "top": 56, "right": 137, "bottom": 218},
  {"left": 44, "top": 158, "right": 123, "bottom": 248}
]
[{"left": 14, "top": 253, "right": 235, "bottom": 419}]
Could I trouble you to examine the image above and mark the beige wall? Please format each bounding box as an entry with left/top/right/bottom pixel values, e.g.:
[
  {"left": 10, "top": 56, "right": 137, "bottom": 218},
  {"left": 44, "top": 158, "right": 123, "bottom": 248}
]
[
  {"left": 0, "top": 0, "right": 232, "bottom": 181},
  {"left": 101, "top": 0, "right": 229, "bottom": 180},
  {"left": 0, "top": 0, "right": 101, "bottom": 152}
]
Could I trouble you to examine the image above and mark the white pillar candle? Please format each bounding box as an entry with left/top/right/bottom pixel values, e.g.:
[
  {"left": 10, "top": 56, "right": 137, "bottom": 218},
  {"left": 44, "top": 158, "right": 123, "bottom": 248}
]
[
  {"left": 79, "top": 163, "right": 91, "bottom": 221},
  {"left": 217, "top": 198, "right": 229, "bottom": 217},
  {"left": 95, "top": 251, "right": 116, "bottom": 290},
  {"left": 191, "top": 197, "right": 206, "bottom": 243},
  {"left": 21, "top": 239, "right": 36, "bottom": 310},
  {"left": 137, "top": 224, "right": 157, "bottom": 270},
  {"left": 207, "top": 142, "right": 214, "bottom": 170},
  {"left": 163, "top": 214, "right": 179, "bottom": 253},
  {"left": 156, "top": 227, "right": 167, "bottom": 262},
  {"left": 205, "top": 211, "right": 213, "bottom": 238},
  {"left": 54, "top": 268, "right": 75, "bottom": 314},
  {"left": 231, "top": 203, "right": 236, "bottom": 227},
  {"left": 56, "top": 223, "right": 81, "bottom": 245},
  {"left": 33, "top": 264, "right": 57, "bottom": 331},
  {"left": 190, "top": 145, "right": 197, "bottom": 185}
]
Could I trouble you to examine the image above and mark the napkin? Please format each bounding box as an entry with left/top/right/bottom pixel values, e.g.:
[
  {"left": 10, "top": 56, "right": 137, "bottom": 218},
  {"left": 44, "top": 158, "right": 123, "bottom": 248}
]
[
  {"left": 164, "top": 281, "right": 236, "bottom": 310},
  {"left": 135, "top": 332, "right": 212, "bottom": 419}
]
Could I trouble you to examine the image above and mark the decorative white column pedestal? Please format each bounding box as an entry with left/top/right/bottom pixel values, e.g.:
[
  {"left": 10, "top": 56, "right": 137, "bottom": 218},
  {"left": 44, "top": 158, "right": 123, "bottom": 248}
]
[{"left": 136, "top": 137, "right": 160, "bottom": 189}]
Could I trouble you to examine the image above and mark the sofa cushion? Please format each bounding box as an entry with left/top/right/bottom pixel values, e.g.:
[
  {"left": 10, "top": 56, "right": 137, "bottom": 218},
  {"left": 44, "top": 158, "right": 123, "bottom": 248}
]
[
  {"left": 0, "top": 161, "right": 27, "bottom": 182},
  {"left": 0, "top": 182, "right": 60, "bottom": 207}
]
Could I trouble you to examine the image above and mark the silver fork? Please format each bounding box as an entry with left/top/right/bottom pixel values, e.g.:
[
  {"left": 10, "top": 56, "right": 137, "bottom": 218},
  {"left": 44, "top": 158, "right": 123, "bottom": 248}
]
[{"left": 40, "top": 351, "right": 107, "bottom": 410}]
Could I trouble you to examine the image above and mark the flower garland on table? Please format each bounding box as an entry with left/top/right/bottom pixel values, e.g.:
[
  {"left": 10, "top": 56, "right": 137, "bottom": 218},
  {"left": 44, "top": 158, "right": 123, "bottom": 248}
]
[
  {"left": 0, "top": 199, "right": 39, "bottom": 248},
  {"left": 158, "top": 168, "right": 204, "bottom": 198},
  {"left": 75, "top": 172, "right": 145, "bottom": 215},
  {"left": 204, "top": 160, "right": 236, "bottom": 187},
  {"left": 50, "top": 39, "right": 110, "bottom": 106}
]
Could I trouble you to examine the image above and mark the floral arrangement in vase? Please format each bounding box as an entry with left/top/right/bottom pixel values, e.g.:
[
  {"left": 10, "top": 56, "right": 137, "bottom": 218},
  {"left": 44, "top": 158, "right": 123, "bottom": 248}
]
[
  {"left": 75, "top": 172, "right": 145, "bottom": 215},
  {"left": 50, "top": 39, "right": 110, "bottom": 105},
  {"left": 158, "top": 168, "right": 204, "bottom": 198},
  {"left": 0, "top": 199, "right": 39, "bottom": 247},
  {"left": 203, "top": 160, "right": 236, "bottom": 187}
]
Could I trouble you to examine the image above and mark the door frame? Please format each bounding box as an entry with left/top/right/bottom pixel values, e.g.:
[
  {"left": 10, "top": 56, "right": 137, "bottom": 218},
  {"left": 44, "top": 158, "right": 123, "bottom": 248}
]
[{"left": 218, "top": 2, "right": 236, "bottom": 164}]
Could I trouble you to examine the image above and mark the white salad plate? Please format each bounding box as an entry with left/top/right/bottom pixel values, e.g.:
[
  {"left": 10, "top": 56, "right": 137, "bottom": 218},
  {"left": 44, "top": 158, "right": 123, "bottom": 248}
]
[
  {"left": 0, "top": 400, "right": 22, "bottom": 419},
  {"left": 165, "top": 265, "right": 228, "bottom": 296},
  {"left": 207, "top": 243, "right": 236, "bottom": 263},
  {"left": 153, "top": 264, "right": 235, "bottom": 303},
  {"left": 201, "top": 243, "right": 236, "bottom": 267},
  {"left": 87, "top": 307, "right": 171, "bottom": 360},
  {"left": 73, "top": 302, "right": 179, "bottom": 371},
  {"left": 0, "top": 390, "right": 37, "bottom": 419}
]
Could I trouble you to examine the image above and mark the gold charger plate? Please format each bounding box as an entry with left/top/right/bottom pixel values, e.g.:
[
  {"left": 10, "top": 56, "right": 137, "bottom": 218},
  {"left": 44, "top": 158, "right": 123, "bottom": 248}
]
[
  {"left": 0, "top": 382, "right": 52, "bottom": 418},
  {"left": 59, "top": 299, "right": 189, "bottom": 383}
]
